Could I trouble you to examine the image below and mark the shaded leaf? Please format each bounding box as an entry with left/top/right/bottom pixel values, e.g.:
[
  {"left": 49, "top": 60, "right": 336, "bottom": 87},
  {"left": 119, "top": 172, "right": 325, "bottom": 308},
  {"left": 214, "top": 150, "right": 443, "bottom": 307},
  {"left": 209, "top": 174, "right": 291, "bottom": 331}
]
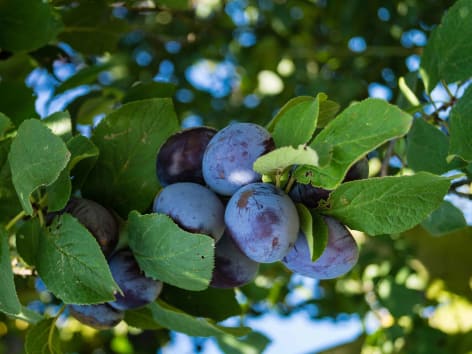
[
  {"left": 421, "top": 200, "right": 467, "bottom": 236},
  {"left": 123, "top": 82, "right": 177, "bottom": 103},
  {"left": 0, "top": 81, "right": 37, "bottom": 126},
  {"left": 25, "top": 318, "right": 61, "bottom": 354},
  {"left": 449, "top": 85, "right": 472, "bottom": 162},
  {"left": 0, "top": 228, "right": 21, "bottom": 316},
  {"left": 217, "top": 331, "right": 271, "bottom": 354}
]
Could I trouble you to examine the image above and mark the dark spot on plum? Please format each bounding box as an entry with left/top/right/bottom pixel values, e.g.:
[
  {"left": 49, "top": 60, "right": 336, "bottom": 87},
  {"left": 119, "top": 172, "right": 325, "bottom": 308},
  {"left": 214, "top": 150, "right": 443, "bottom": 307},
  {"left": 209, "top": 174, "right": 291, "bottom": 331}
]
[
  {"left": 272, "top": 237, "right": 279, "bottom": 248},
  {"left": 255, "top": 210, "right": 279, "bottom": 238},
  {"left": 237, "top": 190, "right": 254, "bottom": 209}
]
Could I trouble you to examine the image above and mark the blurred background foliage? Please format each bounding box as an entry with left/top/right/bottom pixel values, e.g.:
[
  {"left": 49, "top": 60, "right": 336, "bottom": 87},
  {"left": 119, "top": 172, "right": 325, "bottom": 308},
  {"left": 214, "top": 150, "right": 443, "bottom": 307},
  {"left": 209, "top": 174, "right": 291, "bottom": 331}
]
[{"left": 1, "top": 0, "right": 471, "bottom": 353}]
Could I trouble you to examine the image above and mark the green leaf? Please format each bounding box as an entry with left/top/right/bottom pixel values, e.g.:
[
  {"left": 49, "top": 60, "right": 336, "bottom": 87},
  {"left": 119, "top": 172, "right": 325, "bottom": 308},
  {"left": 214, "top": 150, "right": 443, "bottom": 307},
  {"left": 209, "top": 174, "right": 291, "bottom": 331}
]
[
  {"left": 0, "top": 113, "right": 13, "bottom": 139},
  {"left": 82, "top": 98, "right": 180, "bottom": 217},
  {"left": 296, "top": 204, "right": 328, "bottom": 262},
  {"left": 123, "top": 82, "right": 177, "bottom": 104},
  {"left": 420, "top": 0, "right": 472, "bottom": 92},
  {"left": 448, "top": 85, "right": 472, "bottom": 162},
  {"left": 0, "top": 228, "right": 21, "bottom": 316},
  {"left": 16, "top": 218, "right": 42, "bottom": 267},
  {"left": 376, "top": 277, "right": 424, "bottom": 317},
  {"left": 253, "top": 145, "right": 318, "bottom": 176},
  {"left": 76, "top": 94, "right": 118, "bottom": 125},
  {"left": 128, "top": 212, "right": 214, "bottom": 291},
  {"left": 45, "top": 169, "right": 71, "bottom": 212},
  {"left": 303, "top": 98, "right": 412, "bottom": 189},
  {"left": 0, "top": 139, "right": 22, "bottom": 223},
  {"left": 268, "top": 95, "right": 320, "bottom": 147},
  {"left": 217, "top": 331, "right": 271, "bottom": 354},
  {"left": 322, "top": 173, "right": 450, "bottom": 235},
  {"left": 406, "top": 118, "right": 455, "bottom": 174},
  {"left": 25, "top": 318, "right": 61, "bottom": 354},
  {"left": 317, "top": 97, "right": 341, "bottom": 128},
  {"left": 56, "top": 63, "right": 114, "bottom": 94},
  {"left": 147, "top": 300, "right": 251, "bottom": 337},
  {"left": 0, "top": 0, "right": 63, "bottom": 52},
  {"left": 8, "top": 119, "right": 71, "bottom": 215},
  {"left": 421, "top": 201, "right": 467, "bottom": 236},
  {"left": 66, "top": 135, "right": 99, "bottom": 190},
  {"left": 0, "top": 81, "right": 37, "bottom": 126},
  {"left": 159, "top": 286, "right": 241, "bottom": 322},
  {"left": 124, "top": 307, "right": 164, "bottom": 330},
  {"left": 154, "top": 0, "right": 191, "bottom": 10},
  {"left": 42, "top": 112, "right": 73, "bottom": 141},
  {"left": 36, "top": 214, "right": 119, "bottom": 304},
  {"left": 0, "top": 53, "right": 37, "bottom": 82}
]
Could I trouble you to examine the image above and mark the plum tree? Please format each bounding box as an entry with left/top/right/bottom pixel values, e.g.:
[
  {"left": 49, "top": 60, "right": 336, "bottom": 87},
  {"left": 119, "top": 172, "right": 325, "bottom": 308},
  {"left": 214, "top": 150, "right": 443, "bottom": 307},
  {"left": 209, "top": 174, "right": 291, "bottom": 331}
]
[
  {"left": 153, "top": 182, "right": 225, "bottom": 242},
  {"left": 63, "top": 197, "right": 119, "bottom": 257},
  {"left": 289, "top": 157, "right": 369, "bottom": 208},
  {"left": 202, "top": 122, "right": 275, "bottom": 196},
  {"left": 69, "top": 303, "right": 124, "bottom": 329},
  {"left": 210, "top": 232, "right": 260, "bottom": 289},
  {"left": 282, "top": 216, "right": 359, "bottom": 279},
  {"left": 107, "top": 249, "right": 163, "bottom": 311},
  {"left": 156, "top": 127, "right": 217, "bottom": 186},
  {"left": 225, "top": 182, "right": 299, "bottom": 263}
]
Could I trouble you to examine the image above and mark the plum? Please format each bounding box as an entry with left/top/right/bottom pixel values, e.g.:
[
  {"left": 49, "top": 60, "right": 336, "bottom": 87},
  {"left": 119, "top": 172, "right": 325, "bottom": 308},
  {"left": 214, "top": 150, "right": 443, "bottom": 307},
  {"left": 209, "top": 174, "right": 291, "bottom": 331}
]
[
  {"left": 107, "top": 249, "right": 163, "bottom": 311},
  {"left": 64, "top": 197, "right": 119, "bottom": 257},
  {"left": 202, "top": 122, "right": 275, "bottom": 196},
  {"left": 156, "top": 126, "right": 217, "bottom": 186},
  {"left": 225, "top": 183, "right": 299, "bottom": 263},
  {"left": 344, "top": 156, "right": 369, "bottom": 182},
  {"left": 210, "top": 232, "right": 259, "bottom": 289},
  {"left": 282, "top": 216, "right": 359, "bottom": 279},
  {"left": 69, "top": 303, "right": 123, "bottom": 329},
  {"left": 153, "top": 182, "right": 225, "bottom": 242}
]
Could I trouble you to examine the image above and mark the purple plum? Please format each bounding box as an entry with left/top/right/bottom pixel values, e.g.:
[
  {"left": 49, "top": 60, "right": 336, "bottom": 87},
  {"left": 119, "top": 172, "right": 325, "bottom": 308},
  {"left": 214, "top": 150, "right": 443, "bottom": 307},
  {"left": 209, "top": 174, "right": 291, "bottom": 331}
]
[{"left": 69, "top": 303, "right": 123, "bottom": 329}]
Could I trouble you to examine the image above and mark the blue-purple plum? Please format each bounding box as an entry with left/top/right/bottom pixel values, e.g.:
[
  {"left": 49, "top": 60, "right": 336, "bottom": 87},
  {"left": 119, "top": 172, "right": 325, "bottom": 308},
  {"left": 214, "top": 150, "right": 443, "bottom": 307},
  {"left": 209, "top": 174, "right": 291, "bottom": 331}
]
[
  {"left": 282, "top": 217, "right": 359, "bottom": 279},
  {"left": 64, "top": 197, "right": 119, "bottom": 257},
  {"left": 344, "top": 157, "right": 369, "bottom": 182},
  {"left": 69, "top": 303, "right": 123, "bottom": 329},
  {"left": 210, "top": 232, "right": 259, "bottom": 288},
  {"left": 156, "top": 127, "right": 217, "bottom": 186},
  {"left": 108, "top": 249, "right": 163, "bottom": 311},
  {"left": 153, "top": 182, "right": 225, "bottom": 242},
  {"left": 225, "top": 183, "right": 299, "bottom": 263},
  {"left": 202, "top": 122, "right": 275, "bottom": 196}
]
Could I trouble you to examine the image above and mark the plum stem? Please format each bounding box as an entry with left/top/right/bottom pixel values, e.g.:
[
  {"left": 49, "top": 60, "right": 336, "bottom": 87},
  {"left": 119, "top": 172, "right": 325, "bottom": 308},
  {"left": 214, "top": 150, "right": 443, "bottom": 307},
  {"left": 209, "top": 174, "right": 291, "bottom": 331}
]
[{"left": 284, "top": 175, "right": 296, "bottom": 194}]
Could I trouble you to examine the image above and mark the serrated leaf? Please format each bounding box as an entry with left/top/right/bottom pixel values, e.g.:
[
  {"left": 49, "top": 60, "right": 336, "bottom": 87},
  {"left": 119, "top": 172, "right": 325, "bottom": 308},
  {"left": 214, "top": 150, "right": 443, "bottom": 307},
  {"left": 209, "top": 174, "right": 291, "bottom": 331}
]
[
  {"left": 448, "top": 85, "right": 472, "bottom": 162},
  {"left": 0, "top": 112, "right": 13, "bottom": 139},
  {"left": 421, "top": 200, "right": 467, "bottom": 236},
  {"left": 148, "top": 300, "right": 251, "bottom": 337},
  {"left": 25, "top": 318, "right": 61, "bottom": 354},
  {"left": 36, "top": 214, "right": 119, "bottom": 304},
  {"left": 406, "top": 118, "right": 455, "bottom": 174},
  {"left": 268, "top": 95, "right": 320, "bottom": 147},
  {"left": 322, "top": 173, "right": 450, "bottom": 235},
  {"left": 123, "top": 82, "right": 177, "bottom": 103},
  {"left": 82, "top": 98, "right": 179, "bottom": 217},
  {"left": 420, "top": 0, "right": 472, "bottom": 92},
  {"left": 253, "top": 145, "right": 318, "bottom": 176},
  {"left": 159, "top": 286, "right": 241, "bottom": 322},
  {"left": 0, "top": 0, "right": 63, "bottom": 52},
  {"left": 8, "top": 119, "right": 70, "bottom": 215},
  {"left": 303, "top": 98, "right": 412, "bottom": 189},
  {"left": 0, "top": 228, "right": 21, "bottom": 316},
  {"left": 128, "top": 212, "right": 214, "bottom": 291},
  {"left": 16, "top": 218, "right": 42, "bottom": 266}
]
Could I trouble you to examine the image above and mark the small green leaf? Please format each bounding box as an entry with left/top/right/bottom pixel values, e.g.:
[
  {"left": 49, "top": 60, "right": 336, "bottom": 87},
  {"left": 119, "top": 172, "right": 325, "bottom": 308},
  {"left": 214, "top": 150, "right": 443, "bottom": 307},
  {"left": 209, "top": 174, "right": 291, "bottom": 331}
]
[
  {"left": 268, "top": 96, "right": 320, "bottom": 147},
  {"left": 8, "top": 119, "right": 71, "bottom": 215},
  {"left": 45, "top": 169, "right": 71, "bottom": 212},
  {"left": 406, "top": 118, "right": 458, "bottom": 174},
  {"left": 66, "top": 135, "right": 99, "bottom": 189},
  {"left": 82, "top": 98, "right": 180, "bottom": 217},
  {"left": 42, "top": 112, "right": 72, "bottom": 141},
  {"left": 311, "top": 212, "right": 329, "bottom": 261},
  {"left": 36, "top": 214, "right": 119, "bottom": 304},
  {"left": 16, "top": 218, "right": 42, "bottom": 267},
  {"left": 0, "top": 0, "right": 63, "bottom": 52},
  {"left": 217, "top": 331, "right": 271, "bottom": 354},
  {"left": 148, "top": 300, "right": 251, "bottom": 337},
  {"left": 421, "top": 201, "right": 467, "bottom": 236},
  {"left": 123, "top": 82, "right": 177, "bottom": 103},
  {"left": 159, "top": 286, "right": 241, "bottom": 322},
  {"left": 0, "top": 139, "right": 22, "bottom": 224},
  {"left": 448, "top": 85, "right": 472, "bottom": 162},
  {"left": 128, "top": 212, "right": 214, "bottom": 291},
  {"left": 0, "top": 113, "right": 13, "bottom": 139},
  {"left": 322, "top": 173, "right": 450, "bottom": 235},
  {"left": 305, "top": 98, "right": 412, "bottom": 189},
  {"left": 253, "top": 145, "right": 318, "bottom": 176},
  {"left": 0, "top": 228, "right": 21, "bottom": 316},
  {"left": 317, "top": 97, "right": 341, "bottom": 128},
  {"left": 420, "top": 0, "right": 472, "bottom": 92},
  {"left": 56, "top": 63, "right": 114, "bottom": 94},
  {"left": 25, "top": 318, "right": 61, "bottom": 354}
]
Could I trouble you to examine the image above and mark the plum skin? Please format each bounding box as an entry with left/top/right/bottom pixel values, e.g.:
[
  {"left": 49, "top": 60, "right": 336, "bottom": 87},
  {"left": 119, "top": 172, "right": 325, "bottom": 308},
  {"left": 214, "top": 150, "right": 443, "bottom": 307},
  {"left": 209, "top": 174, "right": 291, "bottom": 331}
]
[
  {"left": 282, "top": 216, "right": 359, "bottom": 279},
  {"left": 210, "top": 232, "right": 259, "bottom": 289},
  {"left": 202, "top": 122, "right": 275, "bottom": 196},
  {"left": 225, "top": 182, "right": 299, "bottom": 263},
  {"left": 107, "top": 249, "right": 163, "bottom": 311},
  {"left": 153, "top": 182, "right": 225, "bottom": 242},
  {"left": 156, "top": 126, "right": 217, "bottom": 186},
  {"left": 64, "top": 197, "right": 119, "bottom": 257},
  {"left": 69, "top": 303, "right": 123, "bottom": 329}
]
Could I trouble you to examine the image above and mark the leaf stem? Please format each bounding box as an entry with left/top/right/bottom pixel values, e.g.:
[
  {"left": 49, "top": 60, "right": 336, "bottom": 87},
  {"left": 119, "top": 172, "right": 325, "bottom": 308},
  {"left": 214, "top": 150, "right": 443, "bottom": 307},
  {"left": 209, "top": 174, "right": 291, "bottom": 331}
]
[
  {"left": 5, "top": 210, "right": 26, "bottom": 231},
  {"left": 48, "top": 306, "right": 65, "bottom": 353},
  {"left": 275, "top": 173, "right": 281, "bottom": 188},
  {"left": 284, "top": 175, "right": 296, "bottom": 194},
  {"left": 37, "top": 209, "right": 45, "bottom": 228},
  {"left": 441, "top": 80, "right": 455, "bottom": 100}
]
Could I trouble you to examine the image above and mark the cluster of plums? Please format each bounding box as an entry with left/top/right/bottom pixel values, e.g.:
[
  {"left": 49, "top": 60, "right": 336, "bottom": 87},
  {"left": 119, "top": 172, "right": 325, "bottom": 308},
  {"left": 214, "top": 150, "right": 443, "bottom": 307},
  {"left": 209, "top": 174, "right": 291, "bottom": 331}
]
[{"left": 59, "top": 122, "right": 365, "bottom": 329}]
